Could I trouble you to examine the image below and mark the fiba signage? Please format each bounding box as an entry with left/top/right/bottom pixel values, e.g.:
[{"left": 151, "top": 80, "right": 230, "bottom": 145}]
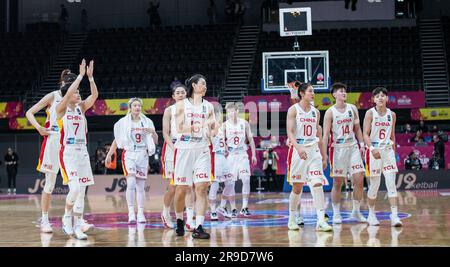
[{"left": 378, "top": 170, "right": 450, "bottom": 191}]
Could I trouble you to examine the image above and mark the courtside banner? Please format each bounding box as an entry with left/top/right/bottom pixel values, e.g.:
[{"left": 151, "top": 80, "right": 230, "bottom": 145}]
[
  {"left": 8, "top": 116, "right": 46, "bottom": 130},
  {"left": 243, "top": 91, "right": 425, "bottom": 112},
  {"left": 411, "top": 107, "right": 450, "bottom": 121},
  {"left": 0, "top": 101, "right": 24, "bottom": 118},
  {"left": 16, "top": 174, "right": 68, "bottom": 195},
  {"left": 379, "top": 170, "right": 450, "bottom": 191}
]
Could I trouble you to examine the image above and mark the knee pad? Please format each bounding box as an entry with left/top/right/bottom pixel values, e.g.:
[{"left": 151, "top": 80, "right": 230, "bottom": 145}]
[
  {"left": 384, "top": 173, "right": 398, "bottom": 198},
  {"left": 241, "top": 176, "right": 251, "bottom": 195},
  {"left": 223, "top": 180, "right": 235, "bottom": 197},
  {"left": 367, "top": 176, "right": 381, "bottom": 199},
  {"left": 43, "top": 173, "right": 57, "bottom": 194},
  {"left": 209, "top": 181, "right": 219, "bottom": 200},
  {"left": 127, "top": 176, "right": 136, "bottom": 191},
  {"left": 66, "top": 180, "right": 81, "bottom": 205}
]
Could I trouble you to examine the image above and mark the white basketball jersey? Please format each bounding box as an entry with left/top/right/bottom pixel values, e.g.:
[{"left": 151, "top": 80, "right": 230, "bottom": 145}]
[
  {"left": 212, "top": 126, "right": 226, "bottom": 153},
  {"left": 294, "top": 104, "right": 319, "bottom": 146},
  {"left": 46, "top": 90, "right": 63, "bottom": 132},
  {"left": 130, "top": 120, "right": 147, "bottom": 151},
  {"left": 330, "top": 104, "right": 357, "bottom": 147},
  {"left": 370, "top": 107, "right": 393, "bottom": 148},
  {"left": 225, "top": 118, "right": 247, "bottom": 153},
  {"left": 59, "top": 105, "right": 87, "bottom": 147},
  {"left": 169, "top": 104, "right": 177, "bottom": 142},
  {"left": 175, "top": 98, "right": 213, "bottom": 149}
]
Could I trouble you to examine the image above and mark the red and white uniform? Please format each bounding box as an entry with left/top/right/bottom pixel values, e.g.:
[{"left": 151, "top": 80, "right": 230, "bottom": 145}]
[
  {"left": 328, "top": 104, "right": 364, "bottom": 177},
  {"left": 161, "top": 104, "right": 177, "bottom": 180},
  {"left": 173, "top": 99, "right": 214, "bottom": 186},
  {"left": 287, "top": 104, "right": 328, "bottom": 186},
  {"left": 121, "top": 119, "right": 153, "bottom": 179},
  {"left": 37, "top": 90, "right": 62, "bottom": 174},
  {"left": 59, "top": 105, "right": 94, "bottom": 186},
  {"left": 211, "top": 126, "right": 231, "bottom": 182},
  {"left": 225, "top": 118, "right": 250, "bottom": 181},
  {"left": 365, "top": 107, "right": 398, "bottom": 177}
]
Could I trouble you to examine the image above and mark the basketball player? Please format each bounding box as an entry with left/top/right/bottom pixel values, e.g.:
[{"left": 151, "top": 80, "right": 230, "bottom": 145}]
[
  {"left": 26, "top": 69, "right": 93, "bottom": 234},
  {"left": 160, "top": 84, "right": 190, "bottom": 228},
  {"left": 208, "top": 106, "right": 233, "bottom": 221},
  {"left": 106, "top": 98, "right": 158, "bottom": 224},
  {"left": 363, "top": 87, "right": 402, "bottom": 227},
  {"left": 173, "top": 74, "right": 216, "bottom": 239},
  {"left": 222, "top": 103, "right": 257, "bottom": 216},
  {"left": 286, "top": 82, "right": 332, "bottom": 232},
  {"left": 56, "top": 59, "right": 98, "bottom": 240},
  {"left": 322, "top": 82, "right": 367, "bottom": 224}
]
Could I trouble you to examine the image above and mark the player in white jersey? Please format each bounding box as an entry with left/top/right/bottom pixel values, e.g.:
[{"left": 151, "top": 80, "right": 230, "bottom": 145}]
[
  {"left": 56, "top": 59, "right": 98, "bottom": 240},
  {"left": 173, "top": 74, "right": 216, "bottom": 239},
  {"left": 221, "top": 103, "right": 257, "bottom": 217},
  {"left": 161, "top": 85, "right": 196, "bottom": 230},
  {"left": 106, "top": 98, "right": 158, "bottom": 224},
  {"left": 26, "top": 69, "right": 92, "bottom": 234},
  {"left": 322, "top": 83, "right": 367, "bottom": 224},
  {"left": 286, "top": 82, "right": 332, "bottom": 232},
  {"left": 208, "top": 106, "right": 234, "bottom": 221},
  {"left": 363, "top": 87, "right": 402, "bottom": 227}
]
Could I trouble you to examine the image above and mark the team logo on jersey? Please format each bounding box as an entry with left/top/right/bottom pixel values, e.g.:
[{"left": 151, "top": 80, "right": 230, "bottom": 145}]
[
  {"left": 76, "top": 108, "right": 82, "bottom": 115},
  {"left": 202, "top": 105, "right": 206, "bottom": 113},
  {"left": 312, "top": 111, "right": 316, "bottom": 117},
  {"left": 348, "top": 110, "right": 352, "bottom": 117},
  {"left": 387, "top": 115, "right": 391, "bottom": 121}
]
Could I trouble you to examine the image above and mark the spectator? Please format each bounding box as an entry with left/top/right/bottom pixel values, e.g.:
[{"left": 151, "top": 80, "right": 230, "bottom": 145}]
[
  {"left": 81, "top": 9, "right": 89, "bottom": 32},
  {"left": 170, "top": 76, "right": 181, "bottom": 90},
  {"left": 147, "top": 1, "right": 161, "bottom": 27},
  {"left": 430, "top": 124, "right": 439, "bottom": 133},
  {"left": 417, "top": 120, "right": 427, "bottom": 133},
  {"left": 405, "top": 152, "right": 421, "bottom": 170},
  {"left": 59, "top": 4, "right": 69, "bottom": 32},
  {"left": 263, "top": 146, "right": 279, "bottom": 191},
  {"left": 415, "top": 136, "right": 427, "bottom": 147},
  {"left": 404, "top": 123, "right": 413, "bottom": 134},
  {"left": 429, "top": 151, "right": 444, "bottom": 170},
  {"left": 4, "top": 148, "right": 18, "bottom": 195},
  {"left": 410, "top": 130, "right": 423, "bottom": 143},
  {"left": 207, "top": 0, "right": 217, "bottom": 24},
  {"left": 433, "top": 134, "right": 445, "bottom": 163},
  {"left": 94, "top": 146, "right": 106, "bottom": 174},
  {"left": 269, "top": 135, "right": 280, "bottom": 148}
]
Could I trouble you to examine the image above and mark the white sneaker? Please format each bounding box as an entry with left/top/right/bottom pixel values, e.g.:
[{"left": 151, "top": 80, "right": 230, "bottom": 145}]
[
  {"left": 7, "top": 189, "right": 11, "bottom": 195},
  {"left": 80, "top": 219, "right": 94, "bottom": 232},
  {"left": 316, "top": 221, "right": 333, "bottom": 232},
  {"left": 40, "top": 220, "right": 53, "bottom": 233},
  {"left": 390, "top": 214, "right": 403, "bottom": 227},
  {"left": 288, "top": 217, "right": 300, "bottom": 230},
  {"left": 350, "top": 211, "right": 367, "bottom": 223},
  {"left": 161, "top": 212, "right": 175, "bottom": 228},
  {"left": 74, "top": 226, "right": 88, "bottom": 240},
  {"left": 210, "top": 212, "right": 218, "bottom": 221},
  {"left": 295, "top": 215, "right": 304, "bottom": 226},
  {"left": 62, "top": 215, "right": 73, "bottom": 236},
  {"left": 137, "top": 212, "right": 147, "bottom": 223},
  {"left": 332, "top": 214, "right": 342, "bottom": 224},
  {"left": 217, "top": 207, "right": 229, "bottom": 217},
  {"left": 128, "top": 211, "right": 136, "bottom": 223},
  {"left": 13, "top": 188, "right": 16, "bottom": 195},
  {"left": 185, "top": 219, "right": 194, "bottom": 232},
  {"left": 367, "top": 212, "right": 380, "bottom": 226}
]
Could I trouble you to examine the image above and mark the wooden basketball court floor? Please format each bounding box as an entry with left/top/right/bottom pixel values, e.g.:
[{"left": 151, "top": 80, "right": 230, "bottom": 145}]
[{"left": 0, "top": 190, "right": 449, "bottom": 247}]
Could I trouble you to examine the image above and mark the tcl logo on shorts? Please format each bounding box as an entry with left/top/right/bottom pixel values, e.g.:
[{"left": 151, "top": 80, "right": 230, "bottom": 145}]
[
  {"left": 352, "top": 165, "right": 363, "bottom": 170},
  {"left": 66, "top": 115, "right": 83, "bottom": 121},
  {"left": 196, "top": 173, "right": 209, "bottom": 179},
  {"left": 177, "top": 177, "right": 187, "bottom": 182},
  {"left": 137, "top": 170, "right": 146, "bottom": 177},
  {"left": 309, "top": 170, "right": 322, "bottom": 176},
  {"left": 79, "top": 177, "right": 92, "bottom": 183},
  {"left": 223, "top": 173, "right": 233, "bottom": 179},
  {"left": 375, "top": 122, "right": 391, "bottom": 126},
  {"left": 336, "top": 118, "right": 352, "bottom": 124},
  {"left": 383, "top": 165, "right": 396, "bottom": 171}
]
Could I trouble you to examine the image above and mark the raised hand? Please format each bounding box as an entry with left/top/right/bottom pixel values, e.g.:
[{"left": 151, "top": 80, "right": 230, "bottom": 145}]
[
  {"left": 86, "top": 60, "right": 94, "bottom": 78},
  {"left": 79, "top": 59, "right": 86, "bottom": 76}
]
